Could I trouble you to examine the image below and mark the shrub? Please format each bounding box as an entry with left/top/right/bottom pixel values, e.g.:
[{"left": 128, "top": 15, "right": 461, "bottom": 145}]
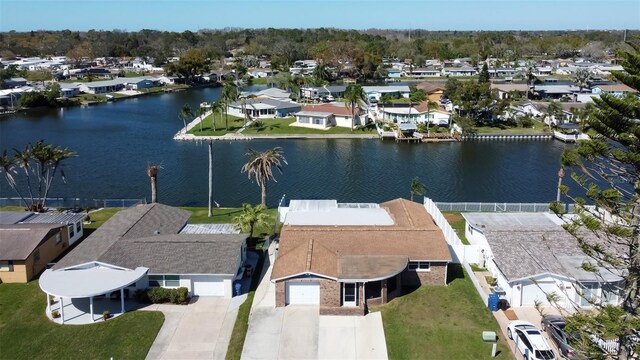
[
  {"left": 134, "top": 289, "right": 150, "bottom": 303},
  {"left": 103, "top": 310, "right": 110, "bottom": 320},
  {"left": 51, "top": 310, "right": 60, "bottom": 319},
  {"left": 143, "top": 287, "right": 190, "bottom": 304}
]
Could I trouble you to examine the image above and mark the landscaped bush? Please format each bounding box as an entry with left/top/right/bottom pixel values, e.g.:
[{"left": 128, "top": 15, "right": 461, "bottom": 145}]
[{"left": 138, "top": 287, "right": 189, "bottom": 304}]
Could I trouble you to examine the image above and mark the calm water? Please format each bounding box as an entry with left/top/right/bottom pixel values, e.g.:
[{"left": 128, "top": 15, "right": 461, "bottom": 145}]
[{"left": 0, "top": 87, "right": 572, "bottom": 207}]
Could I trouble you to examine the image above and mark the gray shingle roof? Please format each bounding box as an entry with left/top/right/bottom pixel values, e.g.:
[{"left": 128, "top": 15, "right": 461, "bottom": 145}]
[
  {"left": 0, "top": 223, "right": 64, "bottom": 260},
  {"left": 100, "top": 234, "right": 246, "bottom": 274},
  {"left": 54, "top": 203, "right": 190, "bottom": 269},
  {"left": 21, "top": 212, "right": 87, "bottom": 225},
  {"left": 485, "top": 225, "right": 587, "bottom": 282}
]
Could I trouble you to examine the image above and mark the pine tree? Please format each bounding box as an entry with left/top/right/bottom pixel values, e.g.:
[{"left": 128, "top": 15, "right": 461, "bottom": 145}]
[
  {"left": 552, "top": 41, "right": 640, "bottom": 359},
  {"left": 478, "top": 62, "right": 490, "bottom": 84}
]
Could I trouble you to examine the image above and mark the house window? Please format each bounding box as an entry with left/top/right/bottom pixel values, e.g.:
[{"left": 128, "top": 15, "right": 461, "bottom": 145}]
[
  {"left": 68, "top": 224, "right": 75, "bottom": 239},
  {"left": 76, "top": 222, "right": 81, "bottom": 233},
  {"left": 55, "top": 233, "right": 62, "bottom": 244},
  {"left": 148, "top": 275, "right": 180, "bottom": 287},
  {"left": 0, "top": 261, "right": 13, "bottom": 272},
  {"left": 408, "top": 261, "right": 431, "bottom": 272}
]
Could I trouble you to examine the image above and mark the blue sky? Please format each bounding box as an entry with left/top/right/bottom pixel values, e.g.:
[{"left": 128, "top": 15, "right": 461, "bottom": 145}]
[{"left": 1, "top": 0, "right": 638, "bottom": 31}]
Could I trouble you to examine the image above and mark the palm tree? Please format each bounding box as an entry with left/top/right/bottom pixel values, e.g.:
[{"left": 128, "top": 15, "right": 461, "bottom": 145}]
[
  {"left": 546, "top": 102, "right": 563, "bottom": 127},
  {"left": 209, "top": 100, "right": 224, "bottom": 132},
  {"left": 0, "top": 150, "right": 27, "bottom": 207},
  {"left": 343, "top": 84, "right": 368, "bottom": 131},
  {"left": 312, "top": 63, "right": 331, "bottom": 84},
  {"left": 179, "top": 103, "right": 193, "bottom": 132},
  {"left": 241, "top": 147, "right": 288, "bottom": 207},
  {"left": 525, "top": 66, "right": 537, "bottom": 100},
  {"left": 197, "top": 105, "right": 207, "bottom": 133},
  {"left": 423, "top": 100, "right": 439, "bottom": 136},
  {"left": 147, "top": 164, "right": 159, "bottom": 203},
  {"left": 233, "top": 203, "right": 270, "bottom": 239},
  {"left": 410, "top": 177, "right": 427, "bottom": 202},
  {"left": 222, "top": 80, "right": 238, "bottom": 130}
]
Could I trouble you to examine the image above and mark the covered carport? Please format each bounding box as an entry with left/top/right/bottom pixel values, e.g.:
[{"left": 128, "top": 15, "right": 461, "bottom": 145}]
[{"left": 39, "top": 261, "right": 148, "bottom": 324}]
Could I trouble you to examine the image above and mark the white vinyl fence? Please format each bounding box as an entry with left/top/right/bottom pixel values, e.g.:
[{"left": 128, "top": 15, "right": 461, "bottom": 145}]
[{"left": 423, "top": 197, "right": 481, "bottom": 265}]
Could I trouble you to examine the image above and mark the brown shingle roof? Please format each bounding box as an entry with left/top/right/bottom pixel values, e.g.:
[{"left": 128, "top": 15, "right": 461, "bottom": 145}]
[
  {"left": 272, "top": 198, "right": 451, "bottom": 281},
  {"left": 596, "top": 84, "right": 638, "bottom": 93},
  {"left": 0, "top": 223, "right": 64, "bottom": 261},
  {"left": 302, "top": 104, "right": 357, "bottom": 117}
]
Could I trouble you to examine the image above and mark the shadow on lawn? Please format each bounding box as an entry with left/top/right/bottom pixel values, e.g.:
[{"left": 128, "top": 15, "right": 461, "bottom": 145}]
[{"left": 446, "top": 263, "right": 465, "bottom": 283}]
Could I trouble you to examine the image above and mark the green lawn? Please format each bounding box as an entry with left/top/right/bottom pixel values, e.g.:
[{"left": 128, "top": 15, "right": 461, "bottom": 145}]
[
  {"left": 475, "top": 119, "right": 548, "bottom": 134},
  {"left": 0, "top": 282, "right": 164, "bottom": 360},
  {"left": 242, "top": 118, "right": 377, "bottom": 135},
  {"left": 379, "top": 266, "right": 510, "bottom": 359},
  {"left": 188, "top": 114, "right": 246, "bottom": 136},
  {"left": 443, "top": 212, "right": 470, "bottom": 245}
]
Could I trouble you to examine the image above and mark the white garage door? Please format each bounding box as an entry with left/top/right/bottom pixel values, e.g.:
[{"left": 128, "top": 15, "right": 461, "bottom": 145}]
[
  {"left": 521, "top": 281, "right": 558, "bottom": 306},
  {"left": 191, "top": 276, "right": 225, "bottom": 297},
  {"left": 286, "top": 281, "right": 320, "bottom": 305}
]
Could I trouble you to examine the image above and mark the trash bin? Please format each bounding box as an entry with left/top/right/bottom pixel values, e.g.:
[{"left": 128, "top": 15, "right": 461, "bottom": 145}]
[
  {"left": 488, "top": 293, "right": 500, "bottom": 312},
  {"left": 234, "top": 281, "right": 242, "bottom": 296}
]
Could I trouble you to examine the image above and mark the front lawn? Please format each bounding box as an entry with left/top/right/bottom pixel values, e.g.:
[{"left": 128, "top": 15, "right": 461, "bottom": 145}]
[
  {"left": 242, "top": 118, "right": 377, "bottom": 135},
  {"left": 0, "top": 282, "right": 164, "bottom": 360},
  {"left": 475, "top": 119, "right": 548, "bottom": 134},
  {"left": 188, "top": 114, "right": 246, "bottom": 136},
  {"left": 379, "top": 266, "right": 510, "bottom": 359}
]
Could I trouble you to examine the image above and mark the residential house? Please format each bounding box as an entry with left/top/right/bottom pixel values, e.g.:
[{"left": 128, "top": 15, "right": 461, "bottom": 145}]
[
  {"left": 227, "top": 98, "right": 302, "bottom": 119},
  {"left": 490, "top": 83, "right": 529, "bottom": 100},
  {"left": 534, "top": 84, "right": 579, "bottom": 100},
  {"left": 52, "top": 203, "right": 248, "bottom": 298},
  {"left": 294, "top": 103, "right": 365, "bottom": 129},
  {"left": 79, "top": 79, "right": 125, "bottom": 94},
  {"left": 272, "top": 198, "right": 451, "bottom": 315},
  {"left": 0, "top": 223, "right": 69, "bottom": 283},
  {"left": 243, "top": 87, "right": 292, "bottom": 102},
  {"left": 0, "top": 211, "right": 87, "bottom": 245},
  {"left": 386, "top": 69, "right": 402, "bottom": 78},
  {"left": 300, "top": 85, "right": 346, "bottom": 100},
  {"left": 363, "top": 85, "right": 410, "bottom": 101},
  {"left": 59, "top": 83, "right": 80, "bottom": 98},
  {"left": 381, "top": 102, "right": 451, "bottom": 125},
  {"left": 416, "top": 82, "right": 447, "bottom": 102},
  {"left": 3, "top": 77, "right": 28, "bottom": 88},
  {"left": 533, "top": 66, "right": 553, "bottom": 76},
  {"left": 462, "top": 213, "right": 624, "bottom": 310},
  {"left": 591, "top": 84, "right": 638, "bottom": 97},
  {"left": 442, "top": 67, "right": 477, "bottom": 77},
  {"left": 403, "top": 67, "right": 441, "bottom": 77},
  {"left": 488, "top": 68, "right": 518, "bottom": 78}
]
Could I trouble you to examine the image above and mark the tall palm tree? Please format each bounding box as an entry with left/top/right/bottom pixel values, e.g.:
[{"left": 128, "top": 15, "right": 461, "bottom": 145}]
[
  {"left": 312, "top": 63, "right": 331, "bottom": 84},
  {"left": 410, "top": 177, "right": 427, "bottom": 202},
  {"left": 179, "top": 103, "right": 193, "bottom": 132},
  {"left": 197, "top": 105, "right": 207, "bottom": 133},
  {"left": 209, "top": 100, "right": 223, "bottom": 132},
  {"left": 232, "top": 203, "right": 270, "bottom": 239},
  {"left": 241, "top": 147, "right": 288, "bottom": 207},
  {"left": 525, "top": 66, "right": 537, "bottom": 100},
  {"left": 222, "top": 80, "right": 238, "bottom": 130},
  {"left": 343, "top": 84, "right": 368, "bottom": 131},
  {"left": 147, "top": 164, "right": 159, "bottom": 203},
  {"left": 572, "top": 68, "right": 593, "bottom": 94}
]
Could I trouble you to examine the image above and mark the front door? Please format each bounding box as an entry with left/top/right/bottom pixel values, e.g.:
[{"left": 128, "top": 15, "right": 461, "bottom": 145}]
[{"left": 343, "top": 283, "right": 358, "bottom": 307}]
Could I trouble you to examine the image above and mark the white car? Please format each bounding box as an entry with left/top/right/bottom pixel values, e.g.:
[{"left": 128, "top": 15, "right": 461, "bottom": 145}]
[{"left": 507, "top": 320, "right": 556, "bottom": 360}]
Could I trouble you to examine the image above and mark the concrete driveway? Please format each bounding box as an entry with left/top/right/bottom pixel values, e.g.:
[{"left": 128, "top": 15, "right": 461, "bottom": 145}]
[
  {"left": 242, "top": 246, "right": 388, "bottom": 360},
  {"left": 145, "top": 296, "right": 243, "bottom": 360}
]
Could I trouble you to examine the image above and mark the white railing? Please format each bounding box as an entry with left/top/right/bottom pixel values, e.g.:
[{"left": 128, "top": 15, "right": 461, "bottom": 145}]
[
  {"left": 553, "top": 131, "right": 590, "bottom": 142},
  {"left": 0, "top": 197, "right": 146, "bottom": 209},
  {"left": 435, "top": 202, "right": 555, "bottom": 213}
]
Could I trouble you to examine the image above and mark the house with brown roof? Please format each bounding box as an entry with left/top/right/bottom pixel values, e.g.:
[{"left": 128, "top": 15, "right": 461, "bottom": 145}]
[
  {"left": 294, "top": 103, "right": 365, "bottom": 129},
  {"left": 272, "top": 198, "right": 452, "bottom": 315},
  {"left": 592, "top": 83, "right": 638, "bottom": 97},
  {"left": 0, "top": 223, "right": 69, "bottom": 283}
]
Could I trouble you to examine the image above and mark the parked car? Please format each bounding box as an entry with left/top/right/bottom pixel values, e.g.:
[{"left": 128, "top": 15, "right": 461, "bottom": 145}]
[
  {"left": 507, "top": 320, "right": 557, "bottom": 360},
  {"left": 541, "top": 315, "right": 587, "bottom": 359}
]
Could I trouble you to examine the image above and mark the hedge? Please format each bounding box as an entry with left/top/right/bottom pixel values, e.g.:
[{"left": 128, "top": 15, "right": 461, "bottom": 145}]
[{"left": 135, "top": 287, "right": 189, "bottom": 304}]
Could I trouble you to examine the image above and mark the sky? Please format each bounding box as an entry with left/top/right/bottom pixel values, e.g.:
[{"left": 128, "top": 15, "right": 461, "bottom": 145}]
[{"left": 0, "top": 0, "right": 638, "bottom": 32}]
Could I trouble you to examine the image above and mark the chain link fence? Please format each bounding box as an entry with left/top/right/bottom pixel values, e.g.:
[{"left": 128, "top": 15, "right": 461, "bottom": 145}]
[{"left": 0, "top": 197, "right": 146, "bottom": 209}]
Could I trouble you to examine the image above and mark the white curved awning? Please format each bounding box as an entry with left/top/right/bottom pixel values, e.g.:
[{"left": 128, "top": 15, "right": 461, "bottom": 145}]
[{"left": 40, "top": 262, "right": 148, "bottom": 298}]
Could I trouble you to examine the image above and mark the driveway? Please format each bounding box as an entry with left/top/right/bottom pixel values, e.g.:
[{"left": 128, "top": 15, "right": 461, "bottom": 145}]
[
  {"left": 495, "top": 306, "right": 563, "bottom": 360},
  {"left": 144, "top": 296, "right": 243, "bottom": 360},
  {"left": 242, "top": 245, "right": 388, "bottom": 360}
]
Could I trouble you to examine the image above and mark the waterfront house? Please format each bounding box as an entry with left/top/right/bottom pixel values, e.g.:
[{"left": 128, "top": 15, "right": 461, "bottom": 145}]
[
  {"left": 363, "top": 85, "right": 410, "bottom": 101},
  {"left": 403, "top": 67, "right": 441, "bottom": 77},
  {"left": 227, "top": 98, "right": 302, "bottom": 119},
  {"left": 0, "top": 223, "right": 69, "bottom": 283},
  {"left": 462, "top": 213, "right": 624, "bottom": 311},
  {"left": 416, "top": 82, "right": 447, "bottom": 102},
  {"left": 442, "top": 67, "right": 477, "bottom": 77},
  {"left": 79, "top": 79, "right": 125, "bottom": 94},
  {"left": 591, "top": 84, "right": 638, "bottom": 97},
  {"left": 3, "top": 77, "right": 28, "bottom": 88},
  {"left": 300, "top": 85, "right": 346, "bottom": 100},
  {"left": 243, "top": 87, "right": 292, "bottom": 102},
  {"left": 59, "top": 83, "right": 81, "bottom": 98},
  {"left": 381, "top": 102, "right": 451, "bottom": 125},
  {"left": 386, "top": 69, "right": 402, "bottom": 78},
  {"left": 294, "top": 103, "right": 364, "bottom": 129},
  {"left": 0, "top": 211, "right": 87, "bottom": 246},
  {"left": 272, "top": 198, "right": 451, "bottom": 315},
  {"left": 51, "top": 203, "right": 248, "bottom": 299}
]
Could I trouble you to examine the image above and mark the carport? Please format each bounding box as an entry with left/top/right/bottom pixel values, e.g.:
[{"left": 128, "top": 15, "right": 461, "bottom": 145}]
[{"left": 39, "top": 261, "right": 148, "bottom": 324}]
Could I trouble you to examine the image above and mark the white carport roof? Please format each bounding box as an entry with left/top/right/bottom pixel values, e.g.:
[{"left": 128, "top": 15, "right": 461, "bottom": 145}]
[{"left": 40, "top": 262, "right": 148, "bottom": 298}]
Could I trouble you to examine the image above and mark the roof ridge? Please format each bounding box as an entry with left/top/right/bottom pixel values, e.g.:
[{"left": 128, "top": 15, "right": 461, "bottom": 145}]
[
  {"left": 399, "top": 199, "right": 414, "bottom": 227},
  {"left": 305, "top": 239, "right": 314, "bottom": 271},
  {"left": 119, "top": 203, "right": 156, "bottom": 239}
]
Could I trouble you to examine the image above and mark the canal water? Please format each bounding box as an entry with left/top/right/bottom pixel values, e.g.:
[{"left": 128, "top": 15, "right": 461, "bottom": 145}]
[{"left": 0, "top": 86, "right": 573, "bottom": 207}]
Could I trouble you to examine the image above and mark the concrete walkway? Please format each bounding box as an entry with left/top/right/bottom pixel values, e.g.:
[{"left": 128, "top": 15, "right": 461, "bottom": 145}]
[{"left": 144, "top": 296, "right": 245, "bottom": 360}]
